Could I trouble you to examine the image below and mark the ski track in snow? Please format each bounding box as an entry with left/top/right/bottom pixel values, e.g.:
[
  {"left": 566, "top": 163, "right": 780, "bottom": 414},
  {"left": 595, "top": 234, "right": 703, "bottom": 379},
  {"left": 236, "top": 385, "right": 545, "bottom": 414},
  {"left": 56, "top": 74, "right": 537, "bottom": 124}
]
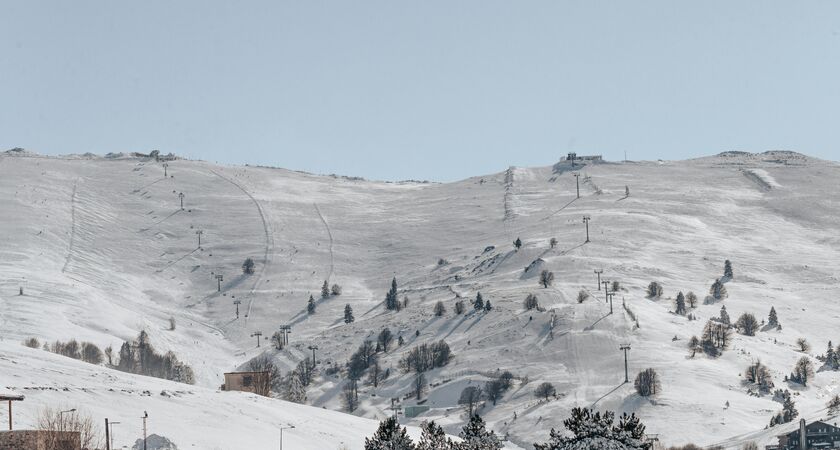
[
  {"left": 209, "top": 169, "right": 274, "bottom": 324},
  {"left": 60, "top": 179, "right": 79, "bottom": 273},
  {"left": 313, "top": 202, "right": 335, "bottom": 282}
]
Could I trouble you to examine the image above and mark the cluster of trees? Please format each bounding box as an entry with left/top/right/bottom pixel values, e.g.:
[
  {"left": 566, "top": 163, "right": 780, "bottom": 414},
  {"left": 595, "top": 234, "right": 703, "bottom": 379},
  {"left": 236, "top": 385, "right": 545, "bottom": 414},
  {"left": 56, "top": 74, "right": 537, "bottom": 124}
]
[
  {"left": 821, "top": 341, "right": 840, "bottom": 370},
  {"left": 709, "top": 279, "right": 728, "bottom": 302},
  {"left": 534, "top": 407, "right": 649, "bottom": 450},
  {"left": 342, "top": 330, "right": 402, "bottom": 410},
  {"left": 634, "top": 368, "right": 661, "bottom": 397},
  {"left": 38, "top": 339, "right": 104, "bottom": 365},
  {"left": 524, "top": 293, "right": 541, "bottom": 311},
  {"left": 688, "top": 318, "right": 733, "bottom": 358},
  {"left": 116, "top": 331, "right": 195, "bottom": 384},
  {"left": 672, "top": 291, "right": 698, "bottom": 315},
  {"left": 364, "top": 414, "right": 502, "bottom": 450},
  {"left": 473, "top": 292, "right": 492, "bottom": 312},
  {"left": 647, "top": 282, "right": 663, "bottom": 299},
  {"left": 744, "top": 360, "right": 774, "bottom": 393},
  {"left": 769, "top": 389, "right": 798, "bottom": 427},
  {"left": 385, "top": 277, "right": 403, "bottom": 311},
  {"left": 322, "top": 280, "right": 342, "bottom": 298},
  {"left": 398, "top": 340, "right": 452, "bottom": 373},
  {"left": 786, "top": 357, "right": 814, "bottom": 387}
]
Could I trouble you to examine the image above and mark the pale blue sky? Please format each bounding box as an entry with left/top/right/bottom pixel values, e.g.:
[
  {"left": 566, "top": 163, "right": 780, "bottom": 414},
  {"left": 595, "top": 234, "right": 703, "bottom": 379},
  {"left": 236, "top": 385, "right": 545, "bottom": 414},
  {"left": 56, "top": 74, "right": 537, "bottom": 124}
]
[{"left": 1, "top": 2, "right": 838, "bottom": 181}]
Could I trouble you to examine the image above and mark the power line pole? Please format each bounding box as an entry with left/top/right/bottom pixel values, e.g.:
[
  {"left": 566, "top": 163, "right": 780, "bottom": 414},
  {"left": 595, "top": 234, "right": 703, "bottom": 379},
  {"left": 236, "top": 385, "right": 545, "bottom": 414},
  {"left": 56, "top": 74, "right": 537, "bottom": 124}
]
[
  {"left": 573, "top": 173, "right": 580, "bottom": 199},
  {"left": 178, "top": 192, "right": 184, "bottom": 210},
  {"left": 279, "top": 325, "right": 292, "bottom": 346},
  {"left": 620, "top": 344, "right": 631, "bottom": 383},
  {"left": 142, "top": 411, "right": 148, "bottom": 450},
  {"left": 105, "top": 418, "right": 110, "bottom": 450},
  {"left": 582, "top": 216, "right": 591, "bottom": 243},
  {"left": 195, "top": 230, "right": 203, "bottom": 248},
  {"left": 215, "top": 274, "right": 223, "bottom": 292},
  {"left": 602, "top": 281, "right": 610, "bottom": 298},
  {"left": 251, "top": 331, "right": 262, "bottom": 347},
  {"left": 163, "top": 163, "right": 168, "bottom": 178},
  {"left": 308, "top": 345, "right": 318, "bottom": 366},
  {"left": 233, "top": 299, "right": 241, "bottom": 318},
  {"left": 594, "top": 269, "right": 603, "bottom": 290}
]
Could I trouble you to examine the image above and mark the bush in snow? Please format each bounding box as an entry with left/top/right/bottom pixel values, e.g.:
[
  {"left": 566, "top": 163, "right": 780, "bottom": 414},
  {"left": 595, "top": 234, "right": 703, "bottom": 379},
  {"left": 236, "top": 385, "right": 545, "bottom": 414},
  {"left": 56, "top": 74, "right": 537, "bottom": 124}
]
[{"left": 23, "top": 337, "right": 40, "bottom": 348}]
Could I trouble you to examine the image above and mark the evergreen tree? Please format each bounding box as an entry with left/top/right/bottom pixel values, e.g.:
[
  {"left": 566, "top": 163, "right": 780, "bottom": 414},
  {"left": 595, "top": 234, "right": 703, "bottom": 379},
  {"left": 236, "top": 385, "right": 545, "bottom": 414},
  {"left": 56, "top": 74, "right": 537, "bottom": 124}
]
[
  {"left": 385, "top": 278, "right": 401, "bottom": 311},
  {"left": 283, "top": 371, "right": 307, "bottom": 403},
  {"left": 242, "top": 257, "right": 255, "bottom": 275},
  {"left": 719, "top": 305, "right": 730, "bottom": 326},
  {"left": 674, "top": 292, "right": 686, "bottom": 315},
  {"left": 433, "top": 301, "right": 446, "bottom": 317},
  {"left": 647, "top": 281, "right": 663, "bottom": 298},
  {"left": 474, "top": 292, "right": 484, "bottom": 310},
  {"left": 307, "top": 295, "right": 316, "bottom": 314},
  {"left": 321, "top": 280, "right": 330, "bottom": 299},
  {"left": 710, "top": 279, "right": 728, "bottom": 300},
  {"left": 459, "top": 414, "right": 502, "bottom": 450},
  {"left": 364, "top": 417, "right": 415, "bottom": 450},
  {"left": 344, "top": 304, "right": 355, "bottom": 324},
  {"left": 724, "top": 260, "right": 733, "bottom": 278},
  {"left": 454, "top": 300, "right": 465, "bottom": 315},
  {"left": 768, "top": 306, "right": 779, "bottom": 327},
  {"left": 826, "top": 342, "right": 839, "bottom": 370},
  {"left": 484, "top": 300, "right": 493, "bottom": 312},
  {"left": 417, "top": 421, "right": 453, "bottom": 450},
  {"left": 514, "top": 237, "right": 522, "bottom": 250}
]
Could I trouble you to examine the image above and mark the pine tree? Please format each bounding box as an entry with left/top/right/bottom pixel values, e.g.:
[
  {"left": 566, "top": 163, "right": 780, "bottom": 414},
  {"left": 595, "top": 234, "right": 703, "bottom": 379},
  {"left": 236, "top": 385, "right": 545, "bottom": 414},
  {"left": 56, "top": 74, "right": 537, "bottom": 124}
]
[
  {"left": 484, "top": 300, "right": 492, "bottom": 312},
  {"left": 417, "top": 421, "right": 453, "bottom": 450},
  {"left": 307, "top": 295, "right": 316, "bottom": 314},
  {"left": 474, "top": 292, "right": 484, "bottom": 310},
  {"left": 768, "top": 306, "right": 779, "bottom": 327},
  {"left": 724, "top": 260, "right": 733, "bottom": 279},
  {"left": 364, "top": 417, "right": 415, "bottom": 450},
  {"left": 719, "top": 305, "right": 730, "bottom": 326},
  {"left": 647, "top": 281, "right": 663, "bottom": 298},
  {"left": 674, "top": 292, "right": 686, "bottom": 315},
  {"left": 826, "top": 342, "right": 839, "bottom": 370},
  {"left": 242, "top": 257, "right": 255, "bottom": 274},
  {"left": 283, "top": 371, "right": 307, "bottom": 403},
  {"left": 385, "top": 278, "right": 401, "bottom": 311},
  {"left": 710, "top": 279, "right": 728, "bottom": 300},
  {"left": 459, "top": 414, "right": 502, "bottom": 450},
  {"left": 433, "top": 301, "right": 445, "bottom": 317},
  {"left": 344, "top": 304, "right": 355, "bottom": 324},
  {"left": 514, "top": 237, "right": 522, "bottom": 250},
  {"left": 321, "top": 280, "right": 330, "bottom": 299}
]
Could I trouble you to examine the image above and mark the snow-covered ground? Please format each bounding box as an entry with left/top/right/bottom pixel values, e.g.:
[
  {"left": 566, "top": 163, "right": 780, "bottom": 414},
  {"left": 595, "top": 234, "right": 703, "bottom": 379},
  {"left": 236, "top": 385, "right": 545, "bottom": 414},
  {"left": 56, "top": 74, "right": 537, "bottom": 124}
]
[{"left": 2, "top": 149, "right": 839, "bottom": 448}]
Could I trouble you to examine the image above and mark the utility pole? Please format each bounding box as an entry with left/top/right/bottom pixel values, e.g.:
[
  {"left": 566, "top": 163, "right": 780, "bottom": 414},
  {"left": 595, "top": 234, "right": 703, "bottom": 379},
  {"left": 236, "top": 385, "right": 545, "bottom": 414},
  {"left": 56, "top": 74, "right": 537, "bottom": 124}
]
[
  {"left": 163, "top": 163, "right": 168, "bottom": 177},
  {"left": 607, "top": 291, "right": 615, "bottom": 315},
  {"left": 279, "top": 325, "right": 292, "bottom": 346},
  {"left": 308, "top": 345, "right": 318, "bottom": 366},
  {"left": 195, "top": 230, "right": 203, "bottom": 248},
  {"left": 595, "top": 269, "right": 603, "bottom": 290},
  {"left": 582, "top": 216, "right": 591, "bottom": 243},
  {"left": 178, "top": 192, "right": 184, "bottom": 210},
  {"left": 142, "top": 411, "right": 148, "bottom": 450},
  {"left": 573, "top": 173, "right": 580, "bottom": 199},
  {"left": 390, "top": 398, "right": 403, "bottom": 422},
  {"left": 233, "top": 299, "right": 241, "bottom": 318},
  {"left": 602, "top": 281, "right": 610, "bottom": 298},
  {"left": 215, "top": 274, "right": 223, "bottom": 292},
  {"left": 280, "top": 425, "right": 295, "bottom": 450},
  {"left": 105, "top": 418, "right": 110, "bottom": 450},
  {"left": 620, "top": 344, "right": 631, "bottom": 383},
  {"left": 251, "top": 331, "right": 262, "bottom": 347}
]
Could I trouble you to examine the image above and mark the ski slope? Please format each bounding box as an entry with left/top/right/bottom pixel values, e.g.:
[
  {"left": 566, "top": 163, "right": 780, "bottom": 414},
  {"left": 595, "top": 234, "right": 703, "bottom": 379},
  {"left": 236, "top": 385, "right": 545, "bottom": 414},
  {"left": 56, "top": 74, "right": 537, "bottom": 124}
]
[{"left": 2, "top": 149, "right": 840, "bottom": 448}]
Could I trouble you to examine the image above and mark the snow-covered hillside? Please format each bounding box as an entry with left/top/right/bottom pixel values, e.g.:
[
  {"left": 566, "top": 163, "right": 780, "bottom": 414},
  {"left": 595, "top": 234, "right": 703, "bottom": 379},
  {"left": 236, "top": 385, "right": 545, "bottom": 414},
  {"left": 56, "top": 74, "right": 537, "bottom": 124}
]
[{"left": 2, "top": 149, "right": 839, "bottom": 449}]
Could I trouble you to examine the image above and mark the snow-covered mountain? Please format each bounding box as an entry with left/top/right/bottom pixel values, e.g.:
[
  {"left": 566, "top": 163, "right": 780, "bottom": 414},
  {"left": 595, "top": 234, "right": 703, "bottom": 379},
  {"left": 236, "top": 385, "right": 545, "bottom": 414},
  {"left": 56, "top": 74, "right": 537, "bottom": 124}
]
[{"left": 2, "top": 149, "right": 839, "bottom": 449}]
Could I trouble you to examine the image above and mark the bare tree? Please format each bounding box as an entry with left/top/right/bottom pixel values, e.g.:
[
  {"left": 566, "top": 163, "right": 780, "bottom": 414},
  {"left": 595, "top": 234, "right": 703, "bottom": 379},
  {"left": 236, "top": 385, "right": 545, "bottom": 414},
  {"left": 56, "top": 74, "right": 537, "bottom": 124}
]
[
  {"left": 634, "top": 368, "right": 661, "bottom": 397},
  {"left": 37, "top": 406, "right": 103, "bottom": 450},
  {"left": 797, "top": 337, "right": 811, "bottom": 352},
  {"left": 247, "top": 355, "right": 282, "bottom": 397},
  {"left": 540, "top": 270, "right": 555, "bottom": 288},
  {"left": 534, "top": 382, "right": 556, "bottom": 401},
  {"left": 459, "top": 386, "right": 483, "bottom": 416}
]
